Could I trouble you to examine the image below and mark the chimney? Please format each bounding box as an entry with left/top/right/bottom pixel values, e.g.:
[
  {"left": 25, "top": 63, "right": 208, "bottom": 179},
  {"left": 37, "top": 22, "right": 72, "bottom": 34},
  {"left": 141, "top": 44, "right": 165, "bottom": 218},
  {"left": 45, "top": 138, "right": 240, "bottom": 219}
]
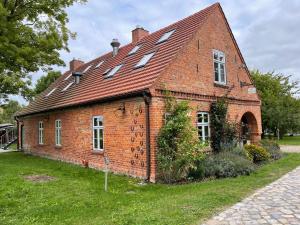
[
  {"left": 111, "top": 39, "right": 120, "bottom": 57},
  {"left": 132, "top": 25, "right": 149, "bottom": 43},
  {"left": 72, "top": 72, "right": 83, "bottom": 84},
  {"left": 70, "top": 59, "right": 84, "bottom": 71}
]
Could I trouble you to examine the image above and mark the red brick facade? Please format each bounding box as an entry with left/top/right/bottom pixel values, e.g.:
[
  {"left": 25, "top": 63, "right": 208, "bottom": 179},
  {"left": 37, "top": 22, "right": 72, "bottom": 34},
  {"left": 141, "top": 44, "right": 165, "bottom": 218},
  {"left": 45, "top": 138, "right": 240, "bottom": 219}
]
[{"left": 17, "top": 4, "right": 262, "bottom": 182}]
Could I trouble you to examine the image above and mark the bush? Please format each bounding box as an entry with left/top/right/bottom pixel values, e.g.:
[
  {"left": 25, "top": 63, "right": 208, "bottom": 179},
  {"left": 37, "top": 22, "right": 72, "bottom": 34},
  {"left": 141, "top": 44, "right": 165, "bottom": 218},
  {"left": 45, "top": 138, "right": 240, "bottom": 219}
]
[
  {"left": 203, "top": 152, "right": 255, "bottom": 178},
  {"left": 229, "top": 146, "right": 250, "bottom": 159},
  {"left": 244, "top": 144, "right": 270, "bottom": 163},
  {"left": 260, "top": 140, "right": 282, "bottom": 160}
]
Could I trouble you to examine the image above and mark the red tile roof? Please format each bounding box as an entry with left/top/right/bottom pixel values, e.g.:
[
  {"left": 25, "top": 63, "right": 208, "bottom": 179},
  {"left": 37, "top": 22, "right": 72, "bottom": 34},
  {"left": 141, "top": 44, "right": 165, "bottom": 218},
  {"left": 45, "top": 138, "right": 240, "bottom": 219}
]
[{"left": 17, "top": 3, "right": 219, "bottom": 116}]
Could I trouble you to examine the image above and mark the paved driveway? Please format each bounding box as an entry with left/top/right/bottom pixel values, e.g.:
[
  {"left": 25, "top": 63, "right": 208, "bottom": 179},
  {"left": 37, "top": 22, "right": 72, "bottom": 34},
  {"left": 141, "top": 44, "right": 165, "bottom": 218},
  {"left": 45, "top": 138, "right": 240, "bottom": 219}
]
[
  {"left": 280, "top": 145, "right": 300, "bottom": 153},
  {"left": 203, "top": 166, "right": 300, "bottom": 225}
]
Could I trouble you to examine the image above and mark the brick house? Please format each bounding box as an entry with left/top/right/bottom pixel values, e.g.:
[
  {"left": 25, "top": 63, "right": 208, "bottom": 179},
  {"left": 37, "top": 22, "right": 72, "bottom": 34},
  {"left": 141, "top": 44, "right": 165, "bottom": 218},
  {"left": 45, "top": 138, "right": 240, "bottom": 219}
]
[{"left": 16, "top": 3, "right": 262, "bottom": 182}]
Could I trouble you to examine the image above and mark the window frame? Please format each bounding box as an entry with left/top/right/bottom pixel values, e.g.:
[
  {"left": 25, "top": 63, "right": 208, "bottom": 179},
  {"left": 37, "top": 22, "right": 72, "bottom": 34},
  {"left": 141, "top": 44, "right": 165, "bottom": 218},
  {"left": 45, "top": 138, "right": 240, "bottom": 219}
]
[
  {"left": 213, "top": 49, "right": 226, "bottom": 85},
  {"left": 105, "top": 64, "right": 123, "bottom": 78},
  {"left": 134, "top": 51, "right": 155, "bottom": 69},
  {"left": 128, "top": 44, "right": 142, "bottom": 56},
  {"left": 55, "top": 119, "right": 62, "bottom": 146},
  {"left": 94, "top": 61, "right": 104, "bottom": 69},
  {"left": 38, "top": 121, "right": 44, "bottom": 145},
  {"left": 197, "top": 112, "right": 210, "bottom": 142},
  {"left": 92, "top": 116, "right": 104, "bottom": 151},
  {"left": 45, "top": 88, "right": 57, "bottom": 97},
  {"left": 156, "top": 29, "right": 176, "bottom": 44}
]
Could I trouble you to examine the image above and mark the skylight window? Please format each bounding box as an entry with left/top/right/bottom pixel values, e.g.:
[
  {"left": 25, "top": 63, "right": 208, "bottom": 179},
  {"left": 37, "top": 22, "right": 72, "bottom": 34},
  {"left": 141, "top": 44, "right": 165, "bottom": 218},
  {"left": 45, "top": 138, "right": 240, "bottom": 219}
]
[
  {"left": 135, "top": 52, "right": 155, "bottom": 68},
  {"left": 105, "top": 64, "right": 123, "bottom": 78},
  {"left": 45, "top": 88, "right": 56, "bottom": 97},
  {"left": 103, "top": 68, "right": 111, "bottom": 75},
  {"left": 61, "top": 82, "right": 74, "bottom": 92},
  {"left": 95, "top": 61, "right": 104, "bottom": 69},
  {"left": 156, "top": 29, "right": 175, "bottom": 44},
  {"left": 64, "top": 73, "right": 72, "bottom": 81},
  {"left": 82, "top": 65, "right": 92, "bottom": 73},
  {"left": 128, "top": 45, "right": 142, "bottom": 55}
]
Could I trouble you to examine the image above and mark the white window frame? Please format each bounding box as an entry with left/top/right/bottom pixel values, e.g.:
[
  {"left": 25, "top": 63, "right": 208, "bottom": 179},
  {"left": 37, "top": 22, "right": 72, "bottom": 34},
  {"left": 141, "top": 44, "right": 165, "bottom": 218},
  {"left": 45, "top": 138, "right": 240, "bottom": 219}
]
[
  {"left": 213, "top": 49, "right": 226, "bottom": 85},
  {"left": 134, "top": 52, "right": 155, "bottom": 68},
  {"left": 38, "top": 121, "right": 44, "bottom": 144},
  {"left": 45, "top": 88, "right": 56, "bottom": 97},
  {"left": 197, "top": 112, "right": 210, "bottom": 142},
  {"left": 156, "top": 29, "right": 175, "bottom": 44},
  {"left": 95, "top": 61, "right": 104, "bottom": 69},
  {"left": 105, "top": 64, "right": 123, "bottom": 78},
  {"left": 61, "top": 82, "right": 74, "bottom": 92},
  {"left": 82, "top": 65, "right": 92, "bottom": 73},
  {"left": 55, "top": 119, "right": 62, "bottom": 146},
  {"left": 93, "top": 116, "right": 104, "bottom": 151},
  {"left": 128, "top": 44, "right": 142, "bottom": 55}
]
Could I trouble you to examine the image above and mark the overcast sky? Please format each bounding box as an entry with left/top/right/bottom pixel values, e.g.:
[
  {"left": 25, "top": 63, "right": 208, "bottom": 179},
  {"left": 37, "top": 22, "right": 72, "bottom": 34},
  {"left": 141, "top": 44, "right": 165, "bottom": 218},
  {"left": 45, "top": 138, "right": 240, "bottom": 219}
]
[{"left": 14, "top": 0, "right": 300, "bottom": 104}]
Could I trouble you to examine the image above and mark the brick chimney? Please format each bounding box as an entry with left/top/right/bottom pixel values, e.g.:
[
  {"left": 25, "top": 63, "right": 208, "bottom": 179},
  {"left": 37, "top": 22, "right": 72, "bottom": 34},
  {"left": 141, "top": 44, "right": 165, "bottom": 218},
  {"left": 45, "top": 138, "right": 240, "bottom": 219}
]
[
  {"left": 132, "top": 26, "right": 149, "bottom": 43},
  {"left": 69, "top": 59, "right": 84, "bottom": 71}
]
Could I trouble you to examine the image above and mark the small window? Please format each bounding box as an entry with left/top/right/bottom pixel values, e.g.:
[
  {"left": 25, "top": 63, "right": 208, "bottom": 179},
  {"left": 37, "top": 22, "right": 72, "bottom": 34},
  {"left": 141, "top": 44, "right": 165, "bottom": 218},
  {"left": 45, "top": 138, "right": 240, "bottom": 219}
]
[
  {"left": 38, "top": 121, "right": 44, "bottom": 144},
  {"left": 64, "top": 73, "right": 72, "bottom": 81},
  {"left": 213, "top": 50, "right": 226, "bottom": 84},
  {"left": 82, "top": 65, "right": 92, "bottom": 73},
  {"left": 45, "top": 88, "right": 56, "bottom": 97},
  {"left": 61, "top": 82, "right": 74, "bottom": 92},
  {"left": 197, "top": 112, "right": 210, "bottom": 142},
  {"left": 105, "top": 64, "right": 123, "bottom": 78},
  {"left": 128, "top": 44, "right": 142, "bottom": 55},
  {"left": 103, "top": 68, "right": 111, "bottom": 75},
  {"left": 55, "top": 119, "right": 62, "bottom": 146},
  {"left": 156, "top": 29, "right": 175, "bottom": 44},
  {"left": 95, "top": 61, "right": 104, "bottom": 69},
  {"left": 93, "top": 116, "right": 104, "bottom": 151},
  {"left": 135, "top": 52, "right": 155, "bottom": 68}
]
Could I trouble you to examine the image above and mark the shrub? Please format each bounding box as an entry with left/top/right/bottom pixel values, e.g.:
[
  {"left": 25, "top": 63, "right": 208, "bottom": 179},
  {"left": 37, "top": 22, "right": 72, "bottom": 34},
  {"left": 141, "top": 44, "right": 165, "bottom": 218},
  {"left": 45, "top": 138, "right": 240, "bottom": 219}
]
[
  {"left": 203, "top": 152, "right": 255, "bottom": 178},
  {"left": 260, "top": 140, "right": 282, "bottom": 160},
  {"left": 229, "top": 146, "right": 251, "bottom": 159},
  {"left": 244, "top": 144, "right": 270, "bottom": 163}
]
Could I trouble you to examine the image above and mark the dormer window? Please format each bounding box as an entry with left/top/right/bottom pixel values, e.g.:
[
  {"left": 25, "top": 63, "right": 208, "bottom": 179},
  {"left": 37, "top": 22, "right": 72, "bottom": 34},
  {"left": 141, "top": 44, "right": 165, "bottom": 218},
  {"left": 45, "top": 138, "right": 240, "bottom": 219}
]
[
  {"left": 156, "top": 29, "right": 175, "bottom": 44},
  {"left": 128, "top": 44, "right": 142, "bottom": 56},
  {"left": 45, "top": 88, "right": 56, "bottom": 97},
  {"left": 105, "top": 64, "right": 123, "bottom": 78},
  {"left": 61, "top": 82, "right": 74, "bottom": 92},
  {"left": 135, "top": 52, "right": 155, "bottom": 68},
  {"left": 95, "top": 61, "right": 104, "bottom": 69},
  {"left": 213, "top": 50, "right": 226, "bottom": 84},
  {"left": 82, "top": 65, "right": 92, "bottom": 73}
]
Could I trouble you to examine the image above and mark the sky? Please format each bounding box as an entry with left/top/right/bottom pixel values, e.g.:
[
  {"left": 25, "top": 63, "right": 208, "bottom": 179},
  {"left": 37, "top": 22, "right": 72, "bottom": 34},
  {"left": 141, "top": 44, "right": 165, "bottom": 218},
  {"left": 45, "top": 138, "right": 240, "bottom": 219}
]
[{"left": 13, "top": 0, "right": 300, "bottom": 104}]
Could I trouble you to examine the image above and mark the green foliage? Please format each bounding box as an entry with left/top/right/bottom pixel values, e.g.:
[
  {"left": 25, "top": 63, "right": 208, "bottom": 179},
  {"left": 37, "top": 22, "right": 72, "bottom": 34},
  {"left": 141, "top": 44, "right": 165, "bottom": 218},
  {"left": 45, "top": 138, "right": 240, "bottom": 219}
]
[
  {"left": 251, "top": 70, "right": 300, "bottom": 137},
  {"left": 34, "top": 71, "right": 61, "bottom": 96},
  {"left": 157, "top": 94, "right": 204, "bottom": 183},
  {"left": 244, "top": 144, "right": 270, "bottom": 163},
  {"left": 0, "top": 100, "right": 22, "bottom": 124},
  {"left": 0, "top": 0, "right": 85, "bottom": 103},
  {"left": 260, "top": 139, "right": 282, "bottom": 160},
  {"left": 210, "top": 98, "right": 238, "bottom": 152},
  {"left": 203, "top": 152, "right": 255, "bottom": 178}
]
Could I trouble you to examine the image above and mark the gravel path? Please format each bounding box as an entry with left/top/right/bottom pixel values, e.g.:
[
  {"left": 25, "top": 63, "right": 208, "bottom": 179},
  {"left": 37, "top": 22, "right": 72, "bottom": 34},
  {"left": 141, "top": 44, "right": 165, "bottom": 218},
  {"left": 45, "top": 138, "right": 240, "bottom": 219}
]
[
  {"left": 280, "top": 145, "right": 300, "bottom": 153},
  {"left": 202, "top": 166, "right": 300, "bottom": 225}
]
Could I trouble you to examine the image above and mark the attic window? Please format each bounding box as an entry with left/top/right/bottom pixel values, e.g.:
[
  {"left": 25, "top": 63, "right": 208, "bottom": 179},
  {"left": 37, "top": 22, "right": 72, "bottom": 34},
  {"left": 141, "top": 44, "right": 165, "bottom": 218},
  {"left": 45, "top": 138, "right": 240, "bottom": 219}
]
[
  {"left": 128, "top": 44, "right": 142, "bottom": 56},
  {"left": 83, "top": 65, "right": 92, "bottom": 73},
  {"left": 103, "top": 68, "right": 111, "bottom": 75},
  {"left": 61, "top": 82, "right": 74, "bottom": 92},
  {"left": 105, "top": 64, "right": 123, "bottom": 78},
  {"left": 95, "top": 61, "right": 104, "bottom": 69},
  {"left": 156, "top": 29, "right": 175, "bottom": 44},
  {"left": 135, "top": 52, "right": 155, "bottom": 68},
  {"left": 64, "top": 73, "right": 72, "bottom": 81},
  {"left": 45, "top": 88, "right": 56, "bottom": 97}
]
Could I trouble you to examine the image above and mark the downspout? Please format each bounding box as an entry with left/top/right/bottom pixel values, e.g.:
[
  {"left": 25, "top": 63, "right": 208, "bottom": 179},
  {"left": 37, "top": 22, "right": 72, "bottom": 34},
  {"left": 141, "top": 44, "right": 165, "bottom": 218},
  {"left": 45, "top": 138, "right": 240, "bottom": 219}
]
[
  {"left": 143, "top": 92, "right": 151, "bottom": 181},
  {"left": 15, "top": 116, "right": 20, "bottom": 150}
]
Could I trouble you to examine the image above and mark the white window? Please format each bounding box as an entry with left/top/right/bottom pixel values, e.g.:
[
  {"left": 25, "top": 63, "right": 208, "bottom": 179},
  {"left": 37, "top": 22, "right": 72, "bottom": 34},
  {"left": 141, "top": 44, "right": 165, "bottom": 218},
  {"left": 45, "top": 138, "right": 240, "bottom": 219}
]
[
  {"left": 38, "top": 121, "right": 44, "bottom": 144},
  {"left": 135, "top": 52, "right": 155, "bottom": 68},
  {"left": 82, "top": 65, "right": 92, "bottom": 73},
  {"left": 64, "top": 73, "right": 72, "bottom": 80},
  {"left": 128, "top": 44, "right": 142, "bottom": 55},
  {"left": 62, "top": 82, "right": 74, "bottom": 92},
  {"left": 213, "top": 50, "right": 226, "bottom": 84},
  {"left": 197, "top": 112, "right": 210, "bottom": 142},
  {"left": 157, "top": 29, "right": 175, "bottom": 44},
  {"left": 105, "top": 64, "right": 123, "bottom": 78},
  {"left": 45, "top": 88, "right": 56, "bottom": 97},
  {"left": 93, "top": 116, "right": 104, "bottom": 151},
  {"left": 95, "top": 61, "right": 104, "bottom": 69},
  {"left": 55, "top": 120, "right": 62, "bottom": 146}
]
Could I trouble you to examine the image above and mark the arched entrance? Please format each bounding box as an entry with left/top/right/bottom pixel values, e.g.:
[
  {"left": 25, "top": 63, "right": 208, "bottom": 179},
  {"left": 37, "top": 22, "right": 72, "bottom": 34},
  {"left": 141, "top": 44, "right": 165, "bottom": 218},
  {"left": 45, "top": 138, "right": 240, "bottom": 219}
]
[{"left": 240, "top": 112, "right": 259, "bottom": 144}]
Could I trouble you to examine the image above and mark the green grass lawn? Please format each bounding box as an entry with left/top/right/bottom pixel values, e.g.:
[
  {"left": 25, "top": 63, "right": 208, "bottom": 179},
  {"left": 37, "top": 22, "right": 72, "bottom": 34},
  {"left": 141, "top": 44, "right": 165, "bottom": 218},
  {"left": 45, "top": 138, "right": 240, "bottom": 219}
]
[
  {"left": 1, "top": 152, "right": 300, "bottom": 225},
  {"left": 277, "top": 135, "right": 300, "bottom": 145}
]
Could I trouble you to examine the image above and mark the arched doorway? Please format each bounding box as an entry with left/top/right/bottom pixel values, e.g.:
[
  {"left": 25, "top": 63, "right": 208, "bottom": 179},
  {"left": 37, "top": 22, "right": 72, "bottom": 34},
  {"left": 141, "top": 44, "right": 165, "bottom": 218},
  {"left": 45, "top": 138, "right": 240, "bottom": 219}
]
[{"left": 240, "top": 112, "right": 259, "bottom": 145}]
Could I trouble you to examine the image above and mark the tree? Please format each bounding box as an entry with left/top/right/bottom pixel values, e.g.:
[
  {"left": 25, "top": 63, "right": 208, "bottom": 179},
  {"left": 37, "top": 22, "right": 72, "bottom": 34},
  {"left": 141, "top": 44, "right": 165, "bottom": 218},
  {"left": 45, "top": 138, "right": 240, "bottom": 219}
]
[
  {"left": 251, "top": 70, "right": 300, "bottom": 138},
  {"left": 0, "top": 0, "right": 85, "bottom": 103},
  {"left": 0, "top": 100, "right": 22, "bottom": 124},
  {"left": 34, "top": 71, "right": 61, "bottom": 96}
]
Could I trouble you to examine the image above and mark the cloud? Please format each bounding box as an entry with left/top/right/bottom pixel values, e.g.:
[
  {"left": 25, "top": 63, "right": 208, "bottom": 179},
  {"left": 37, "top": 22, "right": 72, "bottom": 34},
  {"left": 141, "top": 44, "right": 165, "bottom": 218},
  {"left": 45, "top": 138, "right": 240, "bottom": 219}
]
[{"left": 15, "top": 0, "right": 300, "bottom": 104}]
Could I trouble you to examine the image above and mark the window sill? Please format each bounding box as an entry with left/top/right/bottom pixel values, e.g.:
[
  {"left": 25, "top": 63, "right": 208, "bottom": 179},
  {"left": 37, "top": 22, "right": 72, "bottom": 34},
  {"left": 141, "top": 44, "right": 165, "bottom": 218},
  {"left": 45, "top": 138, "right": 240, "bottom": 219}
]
[
  {"left": 55, "top": 145, "right": 62, "bottom": 149},
  {"left": 214, "top": 82, "right": 229, "bottom": 89},
  {"left": 91, "top": 150, "right": 104, "bottom": 155}
]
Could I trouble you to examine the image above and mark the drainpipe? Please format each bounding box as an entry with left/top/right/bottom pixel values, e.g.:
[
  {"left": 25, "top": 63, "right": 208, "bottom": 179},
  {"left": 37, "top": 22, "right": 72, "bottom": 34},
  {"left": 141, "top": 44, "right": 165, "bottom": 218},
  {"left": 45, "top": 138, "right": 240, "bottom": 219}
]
[
  {"left": 15, "top": 116, "right": 20, "bottom": 150},
  {"left": 143, "top": 92, "right": 151, "bottom": 182}
]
